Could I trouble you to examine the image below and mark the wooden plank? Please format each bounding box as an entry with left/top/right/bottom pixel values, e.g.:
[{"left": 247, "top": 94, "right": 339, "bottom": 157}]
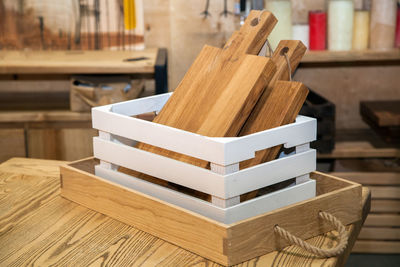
[
  {"left": 0, "top": 129, "right": 26, "bottom": 163},
  {"left": 371, "top": 200, "right": 400, "bottom": 213},
  {"left": 0, "top": 80, "right": 70, "bottom": 93},
  {"left": 330, "top": 172, "right": 400, "bottom": 185},
  {"left": 302, "top": 49, "right": 400, "bottom": 63},
  {"left": 365, "top": 214, "right": 400, "bottom": 227},
  {"left": 149, "top": 10, "right": 277, "bottom": 137},
  {"left": 353, "top": 240, "right": 400, "bottom": 254},
  {"left": 0, "top": 49, "right": 158, "bottom": 74},
  {"left": 0, "top": 110, "right": 91, "bottom": 123},
  {"left": 128, "top": 11, "right": 277, "bottom": 170},
  {"left": 225, "top": 172, "right": 362, "bottom": 264},
  {"left": 318, "top": 141, "right": 400, "bottom": 159},
  {"left": 239, "top": 40, "right": 307, "bottom": 168},
  {"left": 61, "top": 161, "right": 363, "bottom": 266},
  {"left": 359, "top": 227, "right": 400, "bottom": 240},
  {"left": 368, "top": 186, "right": 400, "bottom": 200},
  {"left": 240, "top": 81, "right": 309, "bottom": 169},
  {"left": 60, "top": 162, "right": 230, "bottom": 266},
  {"left": 0, "top": 158, "right": 370, "bottom": 266},
  {"left": 0, "top": 157, "right": 65, "bottom": 177},
  {"left": 360, "top": 100, "right": 400, "bottom": 127}
]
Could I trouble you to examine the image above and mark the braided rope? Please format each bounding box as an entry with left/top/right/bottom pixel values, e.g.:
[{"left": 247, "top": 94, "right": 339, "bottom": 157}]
[{"left": 274, "top": 211, "right": 349, "bottom": 258}]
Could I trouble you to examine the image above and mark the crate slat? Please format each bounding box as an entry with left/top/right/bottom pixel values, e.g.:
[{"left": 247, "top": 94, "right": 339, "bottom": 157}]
[
  {"left": 95, "top": 164, "right": 316, "bottom": 224},
  {"left": 92, "top": 93, "right": 316, "bottom": 165},
  {"left": 93, "top": 137, "right": 316, "bottom": 198}
]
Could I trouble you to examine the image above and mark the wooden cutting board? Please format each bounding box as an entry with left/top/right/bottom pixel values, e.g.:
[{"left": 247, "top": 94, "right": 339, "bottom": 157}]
[
  {"left": 121, "top": 10, "right": 276, "bottom": 175},
  {"left": 239, "top": 40, "right": 308, "bottom": 169},
  {"left": 121, "top": 15, "right": 309, "bottom": 202}
]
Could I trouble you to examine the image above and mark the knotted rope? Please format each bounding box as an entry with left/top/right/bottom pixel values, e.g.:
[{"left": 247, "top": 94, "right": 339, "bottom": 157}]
[{"left": 274, "top": 211, "right": 348, "bottom": 258}]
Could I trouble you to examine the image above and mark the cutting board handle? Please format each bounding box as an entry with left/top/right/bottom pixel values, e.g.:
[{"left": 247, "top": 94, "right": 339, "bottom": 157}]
[{"left": 223, "top": 10, "right": 277, "bottom": 56}]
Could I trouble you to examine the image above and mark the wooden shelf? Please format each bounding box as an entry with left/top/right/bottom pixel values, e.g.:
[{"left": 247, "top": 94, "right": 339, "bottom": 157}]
[
  {"left": 318, "top": 129, "right": 400, "bottom": 159},
  {"left": 302, "top": 49, "right": 400, "bottom": 63},
  {"left": 0, "top": 110, "right": 91, "bottom": 123},
  {"left": 0, "top": 49, "right": 158, "bottom": 74}
]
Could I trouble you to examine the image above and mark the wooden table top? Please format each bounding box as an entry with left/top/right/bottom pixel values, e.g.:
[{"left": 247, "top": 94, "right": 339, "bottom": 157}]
[
  {"left": 0, "top": 158, "right": 370, "bottom": 266},
  {"left": 0, "top": 49, "right": 158, "bottom": 74}
]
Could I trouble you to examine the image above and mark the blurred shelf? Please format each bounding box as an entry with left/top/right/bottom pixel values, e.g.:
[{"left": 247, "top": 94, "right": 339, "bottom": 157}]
[
  {"left": 302, "top": 49, "right": 400, "bottom": 63},
  {"left": 0, "top": 49, "right": 158, "bottom": 74},
  {"left": 318, "top": 129, "right": 400, "bottom": 159},
  {"left": 0, "top": 110, "right": 91, "bottom": 123}
]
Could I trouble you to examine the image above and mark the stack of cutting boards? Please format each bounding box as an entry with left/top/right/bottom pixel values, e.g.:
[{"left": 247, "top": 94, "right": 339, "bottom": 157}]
[{"left": 121, "top": 10, "right": 308, "bottom": 201}]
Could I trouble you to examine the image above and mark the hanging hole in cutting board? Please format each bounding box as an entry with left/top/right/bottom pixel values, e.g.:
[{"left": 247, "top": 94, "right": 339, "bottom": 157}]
[{"left": 251, "top": 18, "right": 259, "bottom": 26}]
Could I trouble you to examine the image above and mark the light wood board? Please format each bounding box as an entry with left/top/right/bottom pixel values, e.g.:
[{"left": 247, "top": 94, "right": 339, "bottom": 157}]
[
  {"left": 0, "top": 49, "right": 157, "bottom": 74},
  {"left": 122, "top": 11, "right": 278, "bottom": 183},
  {"left": 0, "top": 157, "right": 370, "bottom": 266},
  {"left": 0, "top": 110, "right": 91, "bottom": 123},
  {"left": 239, "top": 40, "right": 307, "bottom": 169},
  {"left": 61, "top": 157, "right": 363, "bottom": 266},
  {"left": 303, "top": 49, "right": 400, "bottom": 63}
]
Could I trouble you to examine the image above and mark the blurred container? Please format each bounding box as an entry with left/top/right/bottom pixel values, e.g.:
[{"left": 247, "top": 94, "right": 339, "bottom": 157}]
[
  {"left": 370, "top": 0, "right": 397, "bottom": 50},
  {"left": 309, "top": 10, "right": 326, "bottom": 50},
  {"left": 328, "top": 0, "right": 354, "bottom": 51},
  {"left": 352, "top": 10, "right": 370, "bottom": 50},
  {"left": 264, "top": 0, "right": 292, "bottom": 49}
]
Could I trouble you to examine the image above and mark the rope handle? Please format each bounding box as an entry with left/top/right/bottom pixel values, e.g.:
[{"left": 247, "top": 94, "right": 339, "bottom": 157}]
[{"left": 274, "top": 211, "right": 349, "bottom": 258}]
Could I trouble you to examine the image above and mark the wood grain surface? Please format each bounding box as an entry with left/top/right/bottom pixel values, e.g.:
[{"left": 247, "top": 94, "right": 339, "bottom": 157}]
[
  {"left": 136, "top": 10, "right": 277, "bottom": 166},
  {"left": 0, "top": 158, "right": 370, "bottom": 266},
  {"left": 240, "top": 81, "right": 308, "bottom": 169},
  {"left": 239, "top": 41, "right": 307, "bottom": 167},
  {"left": 0, "top": 49, "right": 157, "bottom": 74},
  {"left": 121, "top": 11, "right": 278, "bottom": 191}
]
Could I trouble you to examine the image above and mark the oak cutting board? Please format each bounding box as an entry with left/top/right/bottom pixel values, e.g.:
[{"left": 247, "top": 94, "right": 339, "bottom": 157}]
[
  {"left": 138, "top": 11, "right": 277, "bottom": 164},
  {"left": 120, "top": 10, "right": 277, "bottom": 181}
]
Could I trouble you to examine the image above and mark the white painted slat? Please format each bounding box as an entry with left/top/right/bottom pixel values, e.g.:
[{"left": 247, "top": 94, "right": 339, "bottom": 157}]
[
  {"left": 220, "top": 116, "right": 316, "bottom": 164},
  {"left": 224, "top": 149, "right": 316, "bottom": 198},
  {"left": 106, "top": 92, "right": 172, "bottom": 116},
  {"left": 92, "top": 108, "right": 228, "bottom": 165},
  {"left": 95, "top": 165, "right": 316, "bottom": 224},
  {"left": 93, "top": 137, "right": 316, "bottom": 198},
  {"left": 93, "top": 137, "right": 226, "bottom": 197},
  {"left": 92, "top": 109, "right": 316, "bottom": 165},
  {"left": 224, "top": 179, "right": 316, "bottom": 224}
]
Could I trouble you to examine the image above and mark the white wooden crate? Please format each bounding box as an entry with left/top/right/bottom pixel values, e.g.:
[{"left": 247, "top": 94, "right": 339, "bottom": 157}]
[{"left": 92, "top": 93, "right": 317, "bottom": 224}]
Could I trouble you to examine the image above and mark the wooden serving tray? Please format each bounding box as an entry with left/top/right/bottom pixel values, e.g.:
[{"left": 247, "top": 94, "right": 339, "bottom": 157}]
[{"left": 60, "top": 157, "right": 362, "bottom": 266}]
